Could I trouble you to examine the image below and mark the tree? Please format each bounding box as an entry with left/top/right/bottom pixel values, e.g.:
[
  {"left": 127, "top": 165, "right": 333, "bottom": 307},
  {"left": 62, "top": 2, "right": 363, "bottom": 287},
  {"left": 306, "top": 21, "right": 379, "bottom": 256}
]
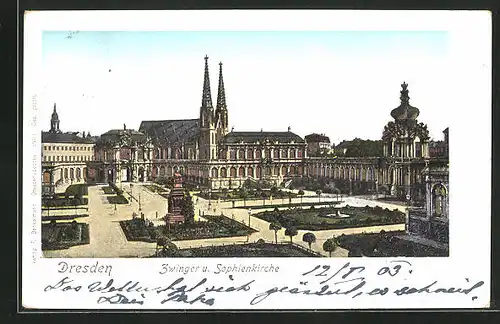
[
  {"left": 284, "top": 226, "right": 298, "bottom": 243},
  {"left": 323, "top": 237, "right": 338, "bottom": 257},
  {"left": 181, "top": 193, "right": 195, "bottom": 223},
  {"left": 270, "top": 186, "right": 279, "bottom": 199},
  {"left": 156, "top": 236, "right": 169, "bottom": 256},
  {"left": 46, "top": 199, "right": 53, "bottom": 217},
  {"left": 334, "top": 188, "right": 341, "bottom": 203},
  {"left": 221, "top": 188, "right": 229, "bottom": 201},
  {"left": 161, "top": 242, "right": 178, "bottom": 257},
  {"left": 261, "top": 191, "right": 269, "bottom": 206},
  {"left": 71, "top": 197, "right": 80, "bottom": 217},
  {"left": 302, "top": 232, "right": 316, "bottom": 249},
  {"left": 316, "top": 189, "right": 322, "bottom": 202},
  {"left": 298, "top": 189, "right": 305, "bottom": 203},
  {"left": 269, "top": 222, "right": 282, "bottom": 244},
  {"left": 240, "top": 189, "right": 248, "bottom": 207},
  {"left": 379, "top": 185, "right": 389, "bottom": 198}
]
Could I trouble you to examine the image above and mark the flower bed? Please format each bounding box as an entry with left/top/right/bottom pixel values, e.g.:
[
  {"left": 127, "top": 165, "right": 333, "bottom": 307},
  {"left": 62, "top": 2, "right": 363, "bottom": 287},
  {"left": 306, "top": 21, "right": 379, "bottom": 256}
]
[
  {"left": 254, "top": 205, "right": 405, "bottom": 230},
  {"left": 102, "top": 186, "right": 115, "bottom": 194},
  {"left": 107, "top": 195, "right": 129, "bottom": 204},
  {"left": 41, "top": 221, "right": 90, "bottom": 250},
  {"left": 108, "top": 181, "right": 124, "bottom": 195},
  {"left": 232, "top": 201, "right": 342, "bottom": 209},
  {"left": 162, "top": 242, "right": 321, "bottom": 257},
  {"left": 336, "top": 232, "right": 448, "bottom": 257},
  {"left": 65, "top": 184, "right": 88, "bottom": 196},
  {"left": 144, "top": 184, "right": 167, "bottom": 193},
  {"left": 120, "top": 218, "right": 156, "bottom": 243},
  {"left": 121, "top": 215, "right": 256, "bottom": 243},
  {"left": 42, "top": 197, "right": 88, "bottom": 207},
  {"left": 42, "top": 214, "right": 90, "bottom": 221},
  {"left": 196, "top": 189, "right": 297, "bottom": 201}
]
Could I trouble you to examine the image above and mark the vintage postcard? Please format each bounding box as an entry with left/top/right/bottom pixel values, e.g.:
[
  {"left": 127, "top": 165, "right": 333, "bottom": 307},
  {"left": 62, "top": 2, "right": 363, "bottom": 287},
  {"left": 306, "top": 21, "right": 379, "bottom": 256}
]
[{"left": 22, "top": 10, "right": 491, "bottom": 310}]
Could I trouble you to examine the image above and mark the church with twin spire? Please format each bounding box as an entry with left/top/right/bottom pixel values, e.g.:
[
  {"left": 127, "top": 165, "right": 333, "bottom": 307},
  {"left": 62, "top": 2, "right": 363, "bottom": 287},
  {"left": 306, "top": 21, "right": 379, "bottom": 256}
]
[{"left": 87, "top": 55, "right": 307, "bottom": 189}]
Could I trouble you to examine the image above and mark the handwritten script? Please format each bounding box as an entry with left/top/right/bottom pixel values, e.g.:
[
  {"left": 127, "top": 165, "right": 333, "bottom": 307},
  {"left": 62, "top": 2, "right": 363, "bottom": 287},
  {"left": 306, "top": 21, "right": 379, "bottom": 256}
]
[{"left": 42, "top": 261, "right": 485, "bottom": 307}]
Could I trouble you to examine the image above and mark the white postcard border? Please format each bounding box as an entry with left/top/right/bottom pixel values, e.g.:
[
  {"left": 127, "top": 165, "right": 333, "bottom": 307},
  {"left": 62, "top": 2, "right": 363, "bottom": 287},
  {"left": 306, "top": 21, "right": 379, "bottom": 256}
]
[{"left": 21, "top": 10, "right": 492, "bottom": 310}]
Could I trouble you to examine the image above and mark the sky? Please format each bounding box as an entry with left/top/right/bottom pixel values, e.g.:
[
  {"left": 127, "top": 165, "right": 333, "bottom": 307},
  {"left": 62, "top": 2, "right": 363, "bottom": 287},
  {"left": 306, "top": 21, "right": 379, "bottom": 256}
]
[{"left": 40, "top": 30, "right": 451, "bottom": 144}]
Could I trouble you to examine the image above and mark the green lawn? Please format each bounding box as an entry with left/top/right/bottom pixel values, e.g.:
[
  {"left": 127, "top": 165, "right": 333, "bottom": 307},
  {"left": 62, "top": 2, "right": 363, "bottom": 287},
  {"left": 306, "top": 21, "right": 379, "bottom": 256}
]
[
  {"left": 65, "top": 184, "right": 88, "bottom": 196},
  {"left": 102, "top": 186, "right": 115, "bottom": 195},
  {"left": 144, "top": 184, "right": 168, "bottom": 193},
  {"left": 233, "top": 201, "right": 342, "bottom": 209},
  {"left": 107, "top": 195, "right": 129, "bottom": 204},
  {"left": 255, "top": 205, "right": 406, "bottom": 230}
]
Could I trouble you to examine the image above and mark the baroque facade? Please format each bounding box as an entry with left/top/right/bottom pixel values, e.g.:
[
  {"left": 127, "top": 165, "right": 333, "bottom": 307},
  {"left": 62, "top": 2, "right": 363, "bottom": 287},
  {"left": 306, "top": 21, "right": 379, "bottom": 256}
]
[
  {"left": 304, "top": 82, "right": 446, "bottom": 203},
  {"left": 88, "top": 56, "right": 307, "bottom": 189},
  {"left": 41, "top": 57, "right": 448, "bottom": 202},
  {"left": 41, "top": 104, "right": 96, "bottom": 196}
]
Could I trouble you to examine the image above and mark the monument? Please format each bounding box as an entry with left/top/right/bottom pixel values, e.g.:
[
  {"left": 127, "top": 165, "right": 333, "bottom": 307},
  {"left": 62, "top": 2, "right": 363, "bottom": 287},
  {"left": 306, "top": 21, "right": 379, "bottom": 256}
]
[{"left": 165, "top": 171, "right": 186, "bottom": 224}]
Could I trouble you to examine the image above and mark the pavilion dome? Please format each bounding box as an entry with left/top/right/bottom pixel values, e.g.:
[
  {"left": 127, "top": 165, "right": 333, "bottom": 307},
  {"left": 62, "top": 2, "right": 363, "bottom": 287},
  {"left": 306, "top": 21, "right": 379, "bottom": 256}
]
[{"left": 390, "top": 82, "right": 420, "bottom": 121}]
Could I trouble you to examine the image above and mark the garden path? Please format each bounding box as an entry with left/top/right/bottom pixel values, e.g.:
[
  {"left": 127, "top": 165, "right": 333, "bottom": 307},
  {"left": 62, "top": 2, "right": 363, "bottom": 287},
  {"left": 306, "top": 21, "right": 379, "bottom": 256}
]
[{"left": 43, "top": 185, "right": 406, "bottom": 258}]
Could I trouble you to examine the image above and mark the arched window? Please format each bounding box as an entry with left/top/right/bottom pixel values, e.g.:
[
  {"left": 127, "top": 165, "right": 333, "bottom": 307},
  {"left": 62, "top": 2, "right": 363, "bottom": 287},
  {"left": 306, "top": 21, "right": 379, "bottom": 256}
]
[
  {"left": 238, "top": 167, "right": 245, "bottom": 177},
  {"left": 247, "top": 167, "right": 254, "bottom": 177},
  {"left": 42, "top": 172, "right": 50, "bottom": 184},
  {"left": 282, "top": 149, "right": 288, "bottom": 159},
  {"left": 274, "top": 150, "right": 280, "bottom": 159},
  {"left": 282, "top": 166, "right": 288, "bottom": 176},
  {"left": 432, "top": 184, "right": 448, "bottom": 218},
  {"left": 220, "top": 167, "right": 227, "bottom": 178},
  {"left": 238, "top": 149, "right": 245, "bottom": 160},
  {"left": 297, "top": 150, "right": 303, "bottom": 158},
  {"left": 230, "top": 167, "right": 237, "bottom": 178},
  {"left": 230, "top": 149, "right": 236, "bottom": 160},
  {"left": 256, "top": 166, "right": 262, "bottom": 178},
  {"left": 255, "top": 150, "right": 261, "bottom": 159},
  {"left": 290, "top": 149, "right": 296, "bottom": 158},
  {"left": 247, "top": 149, "right": 254, "bottom": 160}
]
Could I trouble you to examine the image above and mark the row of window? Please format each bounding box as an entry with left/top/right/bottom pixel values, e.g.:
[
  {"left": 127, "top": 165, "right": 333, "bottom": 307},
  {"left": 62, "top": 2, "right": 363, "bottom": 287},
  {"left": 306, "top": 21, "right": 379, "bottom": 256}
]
[
  {"left": 43, "top": 155, "right": 92, "bottom": 162},
  {"left": 226, "top": 148, "right": 304, "bottom": 160},
  {"left": 44, "top": 145, "right": 93, "bottom": 151}
]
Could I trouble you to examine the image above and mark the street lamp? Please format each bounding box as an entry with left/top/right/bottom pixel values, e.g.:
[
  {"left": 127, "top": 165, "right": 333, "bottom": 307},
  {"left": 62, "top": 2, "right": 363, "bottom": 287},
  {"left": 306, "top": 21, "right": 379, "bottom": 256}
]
[
  {"left": 208, "top": 188, "right": 212, "bottom": 211},
  {"left": 248, "top": 208, "right": 252, "bottom": 228},
  {"left": 139, "top": 192, "right": 142, "bottom": 211}
]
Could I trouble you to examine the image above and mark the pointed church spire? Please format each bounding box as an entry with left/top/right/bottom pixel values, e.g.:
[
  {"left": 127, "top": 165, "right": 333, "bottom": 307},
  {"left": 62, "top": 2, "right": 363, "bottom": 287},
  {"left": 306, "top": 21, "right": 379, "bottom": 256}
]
[
  {"left": 216, "top": 62, "right": 227, "bottom": 111},
  {"left": 201, "top": 55, "right": 213, "bottom": 109},
  {"left": 50, "top": 102, "right": 60, "bottom": 133}
]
